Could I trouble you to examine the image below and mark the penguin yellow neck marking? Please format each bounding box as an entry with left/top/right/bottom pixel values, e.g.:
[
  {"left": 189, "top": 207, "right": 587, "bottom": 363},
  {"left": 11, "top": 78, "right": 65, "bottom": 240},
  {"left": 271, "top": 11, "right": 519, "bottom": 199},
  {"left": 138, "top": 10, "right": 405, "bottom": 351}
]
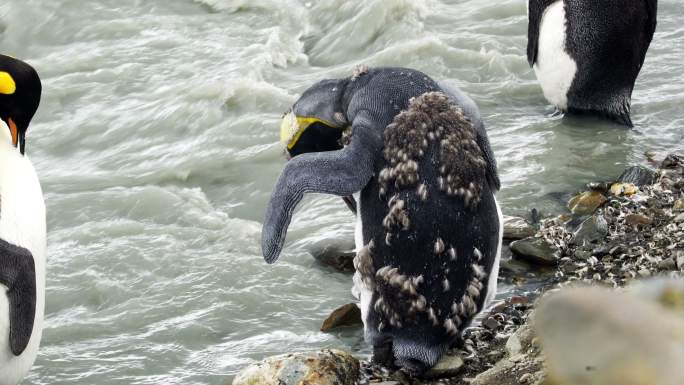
[
  {"left": 280, "top": 112, "right": 334, "bottom": 149},
  {"left": 0, "top": 71, "right": 16, "bottom": 95}
]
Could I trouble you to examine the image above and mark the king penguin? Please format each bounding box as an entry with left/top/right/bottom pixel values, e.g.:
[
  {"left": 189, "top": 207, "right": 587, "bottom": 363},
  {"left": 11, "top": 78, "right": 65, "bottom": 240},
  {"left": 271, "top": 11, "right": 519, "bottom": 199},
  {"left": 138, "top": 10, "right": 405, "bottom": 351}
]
[
  {"left": 262, "top": 67, "right": 503, "bottom": 375},
  {"left": 0, "top": 54, "right": 46, "bottom": 385},
  {"left": 527, "top": 0, "right": 658, "bottom": 126}
]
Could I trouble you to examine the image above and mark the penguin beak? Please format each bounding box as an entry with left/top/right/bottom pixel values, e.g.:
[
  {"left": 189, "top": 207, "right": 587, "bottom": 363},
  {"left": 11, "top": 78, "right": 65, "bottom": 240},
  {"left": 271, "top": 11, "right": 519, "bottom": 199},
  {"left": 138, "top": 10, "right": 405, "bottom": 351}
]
[
  {"left": 5, "top": 117, "right": 25, "bottom": 155},
  {"left": 8, "top": 117, "right": 18, "bottom": 147}
]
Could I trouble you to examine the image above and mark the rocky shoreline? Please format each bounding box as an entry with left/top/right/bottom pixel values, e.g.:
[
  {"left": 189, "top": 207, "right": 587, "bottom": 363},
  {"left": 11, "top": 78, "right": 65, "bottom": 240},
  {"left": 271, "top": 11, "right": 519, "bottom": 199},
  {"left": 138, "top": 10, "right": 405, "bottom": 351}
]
[{"left": 232, "top": 153, "right": 684, "bottom": 385}]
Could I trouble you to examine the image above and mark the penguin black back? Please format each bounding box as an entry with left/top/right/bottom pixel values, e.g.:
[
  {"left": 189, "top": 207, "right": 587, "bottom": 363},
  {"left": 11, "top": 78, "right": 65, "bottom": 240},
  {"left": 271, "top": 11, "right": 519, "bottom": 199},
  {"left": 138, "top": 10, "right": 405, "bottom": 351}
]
[{"left": 527, "top": 0, "right": 658, "bottom": 126}]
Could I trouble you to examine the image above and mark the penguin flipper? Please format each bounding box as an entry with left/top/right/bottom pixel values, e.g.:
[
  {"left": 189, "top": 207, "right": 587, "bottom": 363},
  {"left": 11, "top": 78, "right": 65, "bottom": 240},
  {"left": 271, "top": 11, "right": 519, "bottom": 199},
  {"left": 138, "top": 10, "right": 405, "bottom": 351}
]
[
  {"left": 527, "top": 0, "right": 560, "bottom": 66},
  {"left": 262, "top": 118, "right": 378, "bottom": 263},
  {"left": 0, "top": 238, "right": 36, "bottom": 356}
]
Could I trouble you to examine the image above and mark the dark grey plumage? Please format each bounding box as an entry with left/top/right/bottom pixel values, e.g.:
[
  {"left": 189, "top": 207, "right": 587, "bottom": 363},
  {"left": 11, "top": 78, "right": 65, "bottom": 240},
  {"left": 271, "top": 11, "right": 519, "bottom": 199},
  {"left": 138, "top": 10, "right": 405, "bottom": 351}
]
[
  {"left": 527, "top": 0, "right": 658, "bottom": 126},
  {"left": 262, "top": 67, "right": 501, "bottom": 375}
]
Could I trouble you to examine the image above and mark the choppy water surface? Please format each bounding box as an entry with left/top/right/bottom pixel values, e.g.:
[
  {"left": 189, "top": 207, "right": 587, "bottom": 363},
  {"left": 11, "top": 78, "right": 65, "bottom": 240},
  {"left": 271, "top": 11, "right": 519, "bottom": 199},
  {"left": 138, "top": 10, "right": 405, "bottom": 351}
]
[{"left": 1, "top": 0, "right": 682, "bottom": 383}]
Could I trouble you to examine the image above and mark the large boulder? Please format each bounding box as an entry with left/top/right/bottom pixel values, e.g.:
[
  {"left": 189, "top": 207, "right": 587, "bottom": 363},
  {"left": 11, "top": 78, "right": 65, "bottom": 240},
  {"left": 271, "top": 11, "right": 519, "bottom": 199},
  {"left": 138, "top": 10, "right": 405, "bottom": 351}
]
[
  {"left": 232, "top": 349, "right": 360, "bottom": 385},
  {"left": 535, "top": 284, "right": 684, "bottom": 385}
]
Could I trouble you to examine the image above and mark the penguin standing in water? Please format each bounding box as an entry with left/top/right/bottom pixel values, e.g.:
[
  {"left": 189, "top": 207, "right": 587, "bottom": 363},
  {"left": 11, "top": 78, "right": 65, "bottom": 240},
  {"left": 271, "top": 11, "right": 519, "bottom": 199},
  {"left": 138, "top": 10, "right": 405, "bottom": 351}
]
[
  {"left": 527, "top": 0, "right": 658, "bottom": 126},
  {"left": 0, "top": 54, "right": 46, "bottom": 385},
  {"left": 262, "top": 67, "right": 502, "bottom": 375}
]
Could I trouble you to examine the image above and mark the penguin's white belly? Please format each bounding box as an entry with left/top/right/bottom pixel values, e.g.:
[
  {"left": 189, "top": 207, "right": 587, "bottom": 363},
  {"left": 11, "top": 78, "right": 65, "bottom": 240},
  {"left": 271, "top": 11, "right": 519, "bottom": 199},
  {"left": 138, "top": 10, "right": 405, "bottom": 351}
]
[
  {"left": 533, "top": 1, "right": 577, "bottom": 110},
  {"left": 0, "top": 124, "right": 46, "bottom": 385},
  {"left": 350, "top": 192, "right": 372, "bottom": 330},
  {"left": 483, "top": 197, "right": 503, "bottom": 309}
]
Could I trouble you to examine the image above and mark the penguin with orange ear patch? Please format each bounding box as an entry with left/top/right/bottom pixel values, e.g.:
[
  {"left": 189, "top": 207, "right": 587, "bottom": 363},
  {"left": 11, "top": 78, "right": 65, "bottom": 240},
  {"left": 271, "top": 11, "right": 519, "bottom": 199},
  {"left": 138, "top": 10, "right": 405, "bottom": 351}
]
[{"left": 0, "top": 54, "right": 46, "bottom": 385}]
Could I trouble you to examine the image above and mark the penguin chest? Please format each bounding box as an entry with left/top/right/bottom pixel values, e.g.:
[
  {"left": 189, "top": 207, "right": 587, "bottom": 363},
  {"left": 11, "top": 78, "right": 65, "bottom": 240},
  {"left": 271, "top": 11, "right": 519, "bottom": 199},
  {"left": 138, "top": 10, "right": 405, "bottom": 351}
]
[
  {"left": 533, "top": 0, "right": 577, "bottom": 110},
  {"left": 0, "top": 139, "right": 46, "bottom": 383}
]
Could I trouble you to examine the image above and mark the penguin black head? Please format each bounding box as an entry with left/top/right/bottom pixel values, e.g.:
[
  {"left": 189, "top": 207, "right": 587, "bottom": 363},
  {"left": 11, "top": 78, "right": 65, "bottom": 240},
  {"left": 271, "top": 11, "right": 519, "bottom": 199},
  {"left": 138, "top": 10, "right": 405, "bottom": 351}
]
[
  {"left": 0, "top": 54, "right": 42, "bottom": 155},
  {"left": 280, "top": 78, "right": 350, "bottom": 158}
]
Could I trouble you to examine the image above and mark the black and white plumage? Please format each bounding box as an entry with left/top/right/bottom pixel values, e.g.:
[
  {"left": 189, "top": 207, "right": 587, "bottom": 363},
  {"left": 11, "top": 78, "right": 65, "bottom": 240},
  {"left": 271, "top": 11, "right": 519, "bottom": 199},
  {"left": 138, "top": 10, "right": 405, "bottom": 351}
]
[
  {"left": 527, "top": 0, "right": 658, "bottom": 126},
  {"left": 0, "top": 54, "right": 45, "bottom": 385},
  {"left": 262, "top": 67, "right": 502, "bottom": 375}
]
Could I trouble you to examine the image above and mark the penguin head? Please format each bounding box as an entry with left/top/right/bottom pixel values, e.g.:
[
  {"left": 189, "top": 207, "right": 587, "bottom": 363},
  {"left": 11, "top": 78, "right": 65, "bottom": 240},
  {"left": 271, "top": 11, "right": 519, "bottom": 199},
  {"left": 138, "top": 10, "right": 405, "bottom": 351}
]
[
  {"left": 280, "top": 78, "right": 349, "bottom": 158},
  {"left": 0, "top": 54, "right": 42, "bottom": 155}
]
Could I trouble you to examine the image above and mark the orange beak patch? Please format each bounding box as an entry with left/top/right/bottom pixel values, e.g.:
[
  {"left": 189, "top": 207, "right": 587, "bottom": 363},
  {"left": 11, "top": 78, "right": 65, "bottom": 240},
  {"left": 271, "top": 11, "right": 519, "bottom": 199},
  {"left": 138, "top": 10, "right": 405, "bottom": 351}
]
[{"left": 8, "top": 118, "right": 18, "bottom": 147}]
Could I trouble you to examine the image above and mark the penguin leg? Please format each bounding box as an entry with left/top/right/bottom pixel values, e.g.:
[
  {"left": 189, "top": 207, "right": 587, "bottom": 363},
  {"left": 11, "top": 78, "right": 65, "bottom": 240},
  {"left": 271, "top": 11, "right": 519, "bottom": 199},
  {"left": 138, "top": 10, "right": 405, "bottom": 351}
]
[
  {"left": 261, "top": 124, "right": 379, "bottom": 263},
  {"left": 0, "top": 238, "right": 36, "bottom": 356}
]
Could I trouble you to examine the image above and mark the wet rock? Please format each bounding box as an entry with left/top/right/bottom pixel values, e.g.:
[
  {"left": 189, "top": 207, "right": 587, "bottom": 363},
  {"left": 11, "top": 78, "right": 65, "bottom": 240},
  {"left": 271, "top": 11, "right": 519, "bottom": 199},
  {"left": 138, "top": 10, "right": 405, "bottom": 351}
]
[
  {"left": 321, "top": 303, "right": 362, "bottom": 332},
  {"left": 482, "top": 317, "right": 500, "bottom": 331},
  {"left": 232, "top": 349, "right": 359, "bottom": 385},
  {"left": 674, "top": 199, "right": 684, "bottom": 212},
  {"left": 312, "top": 246, "right": 356, "bottom": 273},
  {"left": 661, "top": 153, "right": 684, "bottom": 169},
  {"left": 618, "top": 166, "right": 656, "bottom": 186},
  {"left": 609, "top": 182, "right": 638, "bottom": 197},
  {"left": 586, "top": 182, "right": 610, "bottom": 193},
  {"left": 424, "top": 352, "right": 464, "bottom": 379},
  {"left": 567, "top": 191, "right": 607, "bottom": 215},
  {"left": 503, "top": 216, "right": 537, "bottom": 240},
  {"left": 677, "top": 252, "right": 684, "bottom": 270},
  {"left": 500, "top": 257, "right": 533, "bottom": 276},
  {"left": 570, "top": 214, "right": 608, "bottom": 245},
  {"left": 510, "top": 237, "right": 561, "bottom": 266},
  {"left": 535, "top": 286, "right": 684, "bottom": 385}
]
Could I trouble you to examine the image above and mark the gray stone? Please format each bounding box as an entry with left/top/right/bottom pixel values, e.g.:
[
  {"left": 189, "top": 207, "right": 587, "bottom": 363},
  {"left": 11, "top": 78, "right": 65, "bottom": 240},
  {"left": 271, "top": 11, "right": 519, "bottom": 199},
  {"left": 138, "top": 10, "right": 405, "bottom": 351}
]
[
  {"left": 312, "top": 245, "right": 355, "bottom": 273},
  {"left": 658, "top": 258, "right": 677, "bottom": 271},
  {"left": 674, "top": 213, "right": 684, "bottom": 223},
  {"left": 320, "top": 303, "right": 362, "bottom": 332},
  {"left": 232, "top": 349, "right": 359, "bottom": 385},
  {"left": 510, "top": 237, "right": 561, "bottom": 266},
  {"left": 661, "top": 153, "right": 684, "bottom": 169},
  {"left": 535, "top": 286, "right": 684, "bottom": 385},
  {"left": 570, "top": 215, "right": 608, "bottom": 245},
  {"left": 503, "top": 216, "right": 536, "bottom": 240},
  {"left": 500, "top": 257, "right": 533, "bottom": 276},
  {"left": 505, "top": 322, "right": 535, "bottom": 356},
  {"left": 424, "top": 352, "right": 464, "bottom": 379},
  {"left": 618, "top": 166, "right": 656, "bottom": 186},
  {"left": 573, "top": 248, "right": 592, "bottom": 260}
]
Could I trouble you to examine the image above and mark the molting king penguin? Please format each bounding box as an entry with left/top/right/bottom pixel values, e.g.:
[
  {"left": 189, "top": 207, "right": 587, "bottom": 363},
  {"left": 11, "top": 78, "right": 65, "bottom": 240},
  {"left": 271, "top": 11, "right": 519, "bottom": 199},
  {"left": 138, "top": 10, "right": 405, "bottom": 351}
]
[
  {"left": 527, "top": 0, "right": 657, "bottom": 126},
  {"left": 262, "top": 67, "right": 503, "bottom": 375},
  {"left": 0, "top": 54, "right": 46, "bottom": 385}
]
